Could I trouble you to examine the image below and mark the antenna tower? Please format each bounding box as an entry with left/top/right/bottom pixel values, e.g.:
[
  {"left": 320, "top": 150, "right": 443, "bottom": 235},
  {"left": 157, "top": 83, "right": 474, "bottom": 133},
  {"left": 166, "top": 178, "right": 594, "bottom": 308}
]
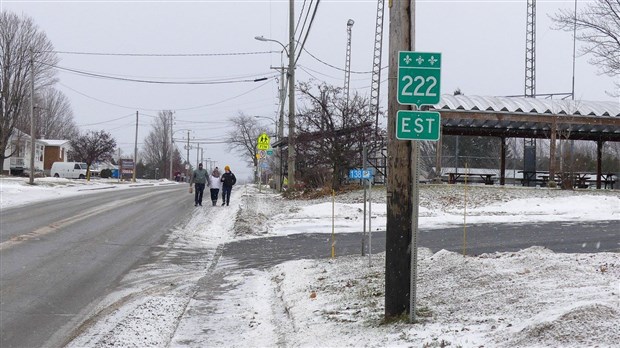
[
  {"left": 344, "top": 19, "right": 354, "bottom": 108},
  {"left": 525, "top": 0, "right": 536, "bottom": 97},
  {"left": 369, "top": 0, "right": 385, "bottom": 133}
]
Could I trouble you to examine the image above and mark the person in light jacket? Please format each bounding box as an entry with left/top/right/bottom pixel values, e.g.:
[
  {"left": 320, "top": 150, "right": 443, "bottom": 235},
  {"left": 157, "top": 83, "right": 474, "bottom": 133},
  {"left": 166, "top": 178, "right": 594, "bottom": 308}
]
[
  {"left": 220, "top": 165, "right": 236, "bottom": 206},
  {"left": 208, "top": 167, "right": 222, "bottom": 206},
  {"left": 190, "top": 163, "right": 209, "bottom": 206}
]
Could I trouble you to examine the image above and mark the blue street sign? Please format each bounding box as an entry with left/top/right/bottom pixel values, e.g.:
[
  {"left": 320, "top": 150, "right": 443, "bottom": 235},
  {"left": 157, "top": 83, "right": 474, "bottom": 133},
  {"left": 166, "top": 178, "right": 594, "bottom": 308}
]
[{"left": 348, "top": 168, "right": 374, "bottom": 180}]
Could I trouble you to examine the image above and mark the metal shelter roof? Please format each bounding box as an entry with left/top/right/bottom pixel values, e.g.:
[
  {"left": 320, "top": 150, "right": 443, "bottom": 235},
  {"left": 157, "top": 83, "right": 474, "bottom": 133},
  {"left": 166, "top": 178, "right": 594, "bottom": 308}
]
[{"left": 428, "top": 95, "right": 620, "bottom": 142}]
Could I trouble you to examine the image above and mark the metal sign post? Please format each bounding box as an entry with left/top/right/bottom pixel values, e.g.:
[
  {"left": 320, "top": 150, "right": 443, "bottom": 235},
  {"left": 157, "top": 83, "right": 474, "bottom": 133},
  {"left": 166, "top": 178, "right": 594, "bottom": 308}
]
[{"left": 396, "top": 50, "right": 442, "bottom": 324}]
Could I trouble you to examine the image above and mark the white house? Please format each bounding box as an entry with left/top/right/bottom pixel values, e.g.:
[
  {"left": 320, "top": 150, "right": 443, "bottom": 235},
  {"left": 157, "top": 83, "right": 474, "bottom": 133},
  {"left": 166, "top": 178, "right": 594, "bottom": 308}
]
[{"left": 3, "top": 129, "right": 46, "bottom": 176}]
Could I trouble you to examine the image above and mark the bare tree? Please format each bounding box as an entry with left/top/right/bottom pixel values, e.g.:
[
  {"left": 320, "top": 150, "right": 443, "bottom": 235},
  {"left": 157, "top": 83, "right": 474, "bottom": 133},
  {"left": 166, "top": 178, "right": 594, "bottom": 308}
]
[
  {"left": 69, "top": 130, "right": 116, "bottom": 180},
  {"left": 0, "top": 11, "right": 59, "bottom": 172},
  {"left": 225, "top": 113, "right": 268, "bottom": 183},
  {"left": 551, "top": 0, "right": 620, "bottom": 90},
  {"left": 142, "top": 110, "right": 175, "bottom": 178},
  {"left": 17, "top": 87, "right": 78, "bottom": 140},
  {"left": 296, "top": 82, "right": 378, "bottom": 190}
]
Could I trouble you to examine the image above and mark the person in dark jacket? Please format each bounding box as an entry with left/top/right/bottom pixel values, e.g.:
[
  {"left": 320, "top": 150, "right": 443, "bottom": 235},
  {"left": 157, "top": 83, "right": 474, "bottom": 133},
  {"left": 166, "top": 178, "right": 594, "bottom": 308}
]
[
  {"left": 220, "top": 165, "right": 236, "bottom": 206},
  {"left": 190, "top": 163, "right": 209, "bottom": 206}
]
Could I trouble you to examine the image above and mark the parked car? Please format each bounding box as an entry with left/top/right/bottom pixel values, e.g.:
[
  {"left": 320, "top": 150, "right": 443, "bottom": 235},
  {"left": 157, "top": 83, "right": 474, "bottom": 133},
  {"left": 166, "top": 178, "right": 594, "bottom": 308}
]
[{"left": 50, "top": 162, "right": 89, "bottom": 179}]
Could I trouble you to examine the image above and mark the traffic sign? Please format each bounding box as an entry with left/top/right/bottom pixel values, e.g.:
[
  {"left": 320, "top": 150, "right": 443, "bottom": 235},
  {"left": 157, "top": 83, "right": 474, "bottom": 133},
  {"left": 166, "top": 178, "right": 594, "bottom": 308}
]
[
  {"left": 396, "top": 111, "right": 441, "bottom": 141},
  {"left": 257, "top": 133, "right": 270, "bottom": 150},
  {"left": 397, "top": 51, "right": 441, "bottom": 106},
  {"left": 258, "top": 150, "right": 266, "bottom": 159},
  {"left": 348, "top": 168, "right": 374, "bottom": 180},
  {"left": 266, "top": 149, "right": 274, "bottom": 156}
]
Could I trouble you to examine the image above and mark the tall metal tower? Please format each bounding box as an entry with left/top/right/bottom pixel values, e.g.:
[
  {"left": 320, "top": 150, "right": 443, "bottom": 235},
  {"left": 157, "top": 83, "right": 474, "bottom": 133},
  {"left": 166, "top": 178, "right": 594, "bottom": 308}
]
[
  {"left": 344, "top": 19, "right": 355, "bottom": 109},
  {"left": 525, "top": 0, "right": 536, "bottom": 97},
  {"left": 369, "top": 0, "right": 386, "bottom": 133},
  {"left": 524, "top": 0, "right": 537, "bottom": 185}
]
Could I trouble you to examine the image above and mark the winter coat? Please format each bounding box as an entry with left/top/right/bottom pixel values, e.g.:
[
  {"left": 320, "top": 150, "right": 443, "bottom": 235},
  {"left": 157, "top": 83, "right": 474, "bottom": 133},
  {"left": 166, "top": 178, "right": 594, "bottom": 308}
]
[
  {"left": 208, "top": 174, "right": 222, "bottom": 189},
  {"left": 220, "top": 172, "right": 236, "bottom": 187},
  {"left": 191, "top": 168, "right": 209, "bottom": 185}
]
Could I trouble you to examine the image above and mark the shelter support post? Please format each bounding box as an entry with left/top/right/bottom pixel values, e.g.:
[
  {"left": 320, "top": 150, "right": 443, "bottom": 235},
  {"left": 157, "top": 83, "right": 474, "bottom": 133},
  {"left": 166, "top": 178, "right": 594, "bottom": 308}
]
[
  {"left": 597, "top": 140, "right": 604, "bottom": 189},
  {"left": 434, "top": 134, "right": 443, "bottom": 183},
  {"left": 549, "top": 119, "right": 557, "bottom": 182},
  {"left": 500, "top": 137, "right": 506, "bottom": 186}
]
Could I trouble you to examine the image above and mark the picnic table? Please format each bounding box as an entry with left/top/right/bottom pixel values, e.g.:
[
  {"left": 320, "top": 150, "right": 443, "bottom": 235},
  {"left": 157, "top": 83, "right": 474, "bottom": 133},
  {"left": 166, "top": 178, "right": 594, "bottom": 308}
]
[{"left": 447, "top": 172, "right": 496, "bottom": 185}]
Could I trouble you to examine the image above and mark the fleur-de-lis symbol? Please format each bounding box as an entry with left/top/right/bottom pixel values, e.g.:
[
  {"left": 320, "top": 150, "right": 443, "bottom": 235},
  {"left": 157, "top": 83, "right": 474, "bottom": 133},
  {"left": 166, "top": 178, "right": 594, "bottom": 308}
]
[
  {"left": 416, "top": 56, "right": 424, "bottom": 65},
  {"left": 404, "top": 55, "right": 412, "bottom": 64},
  {"left": 429, "top": 56, "right": 438, "bottom": 65}
]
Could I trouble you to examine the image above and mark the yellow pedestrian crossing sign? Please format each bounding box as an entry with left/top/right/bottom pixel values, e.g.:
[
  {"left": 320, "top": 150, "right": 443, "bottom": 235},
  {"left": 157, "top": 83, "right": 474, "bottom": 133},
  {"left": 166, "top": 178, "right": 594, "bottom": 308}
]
[{"left": 257, "top": 133, "right": 270, "bottom": 150}]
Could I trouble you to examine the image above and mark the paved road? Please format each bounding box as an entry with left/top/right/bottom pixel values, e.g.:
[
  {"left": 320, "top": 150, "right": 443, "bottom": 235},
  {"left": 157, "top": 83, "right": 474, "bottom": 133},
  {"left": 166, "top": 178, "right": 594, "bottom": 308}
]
[
  {"left": 222, "top": 220, "right": 619, "bottom": 270},
  {"left": 0, "top": 184, "right": 190, "bottom": 348}
]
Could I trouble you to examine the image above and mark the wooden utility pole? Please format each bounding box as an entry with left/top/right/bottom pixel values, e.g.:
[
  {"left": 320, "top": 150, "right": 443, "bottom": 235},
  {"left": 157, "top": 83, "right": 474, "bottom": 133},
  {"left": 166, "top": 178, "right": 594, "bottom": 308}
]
[
  {"left": 133, "top": 111, "right": 138, "bottom": 182},
  {"left": 29, "top": 49, "right": 35, "bottom": 185},
  {"left": 385, "top": 0, "right": 414, "bottom": 319}
]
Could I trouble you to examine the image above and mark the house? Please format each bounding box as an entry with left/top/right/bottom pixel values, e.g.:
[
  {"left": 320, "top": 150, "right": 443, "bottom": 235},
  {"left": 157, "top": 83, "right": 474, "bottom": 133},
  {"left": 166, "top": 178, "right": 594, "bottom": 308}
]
[
  {"left": 40, "top": 139, "right": 71, "bottom": 176},
  {"left": 2, "top": 129, "right": 71, "bottom": 176},
  {"left": 2, "top": 129, "right": 46, "bottom": 176}
]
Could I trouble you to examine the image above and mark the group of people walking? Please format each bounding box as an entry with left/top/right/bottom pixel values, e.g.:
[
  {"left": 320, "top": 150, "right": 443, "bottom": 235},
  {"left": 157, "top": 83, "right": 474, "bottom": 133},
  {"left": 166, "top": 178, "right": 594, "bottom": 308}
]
[{"left": 190, "top": 164, "right": 236, "bottom": 207}]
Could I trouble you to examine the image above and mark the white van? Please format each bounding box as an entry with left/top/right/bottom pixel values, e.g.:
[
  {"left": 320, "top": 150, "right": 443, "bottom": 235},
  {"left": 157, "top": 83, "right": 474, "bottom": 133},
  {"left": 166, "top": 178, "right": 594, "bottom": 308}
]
[{"left": 50, "top": 162, "right": 88, "bottom": 179}]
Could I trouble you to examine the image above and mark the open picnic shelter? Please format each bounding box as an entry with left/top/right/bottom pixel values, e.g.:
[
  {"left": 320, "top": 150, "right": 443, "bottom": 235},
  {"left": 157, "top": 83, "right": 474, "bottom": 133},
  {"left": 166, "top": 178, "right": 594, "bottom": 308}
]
[{"left": 428, "top": 95, "right": 620, "bottom": 189}]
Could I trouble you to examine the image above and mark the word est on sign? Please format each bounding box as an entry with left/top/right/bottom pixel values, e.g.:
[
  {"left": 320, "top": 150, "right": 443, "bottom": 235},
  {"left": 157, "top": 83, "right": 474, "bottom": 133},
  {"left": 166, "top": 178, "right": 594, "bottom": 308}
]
[{"left": 396, "top": 111, "right": 441, "bottom": 141}]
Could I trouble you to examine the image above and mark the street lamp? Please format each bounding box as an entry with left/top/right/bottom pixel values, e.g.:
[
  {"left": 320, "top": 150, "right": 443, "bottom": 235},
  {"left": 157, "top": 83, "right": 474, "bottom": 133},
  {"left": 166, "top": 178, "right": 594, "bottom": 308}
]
[{"left": 255, "top": 34, "right": 296, "bottom": 188}]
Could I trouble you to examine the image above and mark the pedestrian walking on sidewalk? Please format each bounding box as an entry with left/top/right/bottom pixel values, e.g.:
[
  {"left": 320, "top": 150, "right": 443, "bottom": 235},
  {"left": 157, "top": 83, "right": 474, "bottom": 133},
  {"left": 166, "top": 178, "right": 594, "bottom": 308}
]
[
  {"left": 190, "top": 163, "right": 209, "bottom": 206},
  {"left": 208, "top": 167, "right": 222, "bottom": 206},
  {"left": 220, "top": 165, "right": 236, "bottom": 206}
]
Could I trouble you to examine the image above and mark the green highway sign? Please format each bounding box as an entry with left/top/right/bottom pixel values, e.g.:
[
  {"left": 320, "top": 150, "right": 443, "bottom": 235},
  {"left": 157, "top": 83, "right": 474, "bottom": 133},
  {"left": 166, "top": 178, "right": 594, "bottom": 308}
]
[
  {"left": 396, "top": 111, "right": 441, "bottom": 141},
  {"left": 397, "top": 51, "right": 441, "bottom": 106}
]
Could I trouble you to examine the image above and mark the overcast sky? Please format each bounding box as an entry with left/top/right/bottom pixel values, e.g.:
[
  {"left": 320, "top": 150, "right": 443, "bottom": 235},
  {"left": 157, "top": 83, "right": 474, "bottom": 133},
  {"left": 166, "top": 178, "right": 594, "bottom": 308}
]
[{"left": 1, "top": 0, "right": 617, "bottom": 180}]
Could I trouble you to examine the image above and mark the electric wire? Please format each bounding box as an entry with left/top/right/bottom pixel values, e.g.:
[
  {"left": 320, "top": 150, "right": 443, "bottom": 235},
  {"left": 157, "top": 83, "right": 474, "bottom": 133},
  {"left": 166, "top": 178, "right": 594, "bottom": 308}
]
[
  {"left": 47, "top": 50, "right": 279, "bottom": 57},
  {"left": 293, "top": 0, "right": 308, "bottom": 39},
  {"left": 59, "top": 78, "right": 273, "bottom": 112},
  {"left": 45, "top": 62, "right": 275, "bottom": 85},
  {"left": 294, "top": 0, "right": 321, "bottom": 67},
  {"left": 295, "top": 0, "right": 314, "bottom": 52},
  {"left": 77, "top": 112, "right": 134, "bottom": 126}
]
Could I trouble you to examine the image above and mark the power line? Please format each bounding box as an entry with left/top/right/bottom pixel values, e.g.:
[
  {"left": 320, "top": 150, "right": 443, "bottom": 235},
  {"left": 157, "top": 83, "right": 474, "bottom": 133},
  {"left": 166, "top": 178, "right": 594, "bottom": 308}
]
[
  {"left": 295, "top": 0, "right": 314, "bottom": 49},
  {"left": 295, "top": 0, "right": 321, "bottom": 67},
  {"left": 44, "top": 62, "right": 275, "bottom": 85},
  {"left": 302, "top": 47, "right": 388, "bottom": 74},
  {"left": 293, "top": 0, "right": 308, "bottom": 39},
  {"left": 47, "top": 50, "right": 279, "bottom": 57},
  {"left": 58, "top": 78, "right": 273, "bottom": 112},
  {"left": 77, "top": 113, "right": 134, "bottom": 126}
]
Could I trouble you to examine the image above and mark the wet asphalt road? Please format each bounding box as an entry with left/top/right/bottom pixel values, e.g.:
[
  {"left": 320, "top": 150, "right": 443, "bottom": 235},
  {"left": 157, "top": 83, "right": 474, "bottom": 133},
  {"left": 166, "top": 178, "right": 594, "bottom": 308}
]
[
  {"left": 0, "top": 184, "right": 190, "bottom": 348},
  {"left": 222, "top": 220, "right": 619, "bottom": 270}
]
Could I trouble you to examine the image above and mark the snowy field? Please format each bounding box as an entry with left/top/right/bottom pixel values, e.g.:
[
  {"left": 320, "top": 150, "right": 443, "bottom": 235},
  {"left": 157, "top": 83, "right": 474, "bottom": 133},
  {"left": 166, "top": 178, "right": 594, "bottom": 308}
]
[{"left": 1, "top": 177, "right": 619, "bottom": 347}]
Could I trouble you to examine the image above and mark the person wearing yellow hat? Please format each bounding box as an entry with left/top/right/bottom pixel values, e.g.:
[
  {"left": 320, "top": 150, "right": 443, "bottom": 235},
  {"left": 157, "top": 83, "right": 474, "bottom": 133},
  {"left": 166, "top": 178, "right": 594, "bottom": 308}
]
[{"left": 220, "top": 165, "right": 236, "bottom": 206}]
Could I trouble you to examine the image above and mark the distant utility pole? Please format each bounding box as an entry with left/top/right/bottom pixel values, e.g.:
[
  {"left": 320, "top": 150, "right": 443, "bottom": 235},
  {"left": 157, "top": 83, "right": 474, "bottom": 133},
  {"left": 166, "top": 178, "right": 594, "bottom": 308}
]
[
  {"left": 287, "top": 0, "right": 296, "bottom": 188},
  {"left": 133, "top": 111, "right": 138, "bottom": 182},
  {"left": 29, "top": 48, "right": 35, "bottom": 185},
  {"left": 169, "top": 112, "right": 174, "bottom": 180},
  {"left": 186, "top": 130, "right": 190, "bottom": 177},
  {"left": 385, "top": 0, "right": 414, "bottom": 319}
]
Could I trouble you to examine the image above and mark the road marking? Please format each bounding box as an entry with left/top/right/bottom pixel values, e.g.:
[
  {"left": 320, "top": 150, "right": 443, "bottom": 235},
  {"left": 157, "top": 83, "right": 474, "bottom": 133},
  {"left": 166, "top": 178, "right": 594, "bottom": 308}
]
[{"left": 0, "top": 191, "right": 165, "bottom": 251}]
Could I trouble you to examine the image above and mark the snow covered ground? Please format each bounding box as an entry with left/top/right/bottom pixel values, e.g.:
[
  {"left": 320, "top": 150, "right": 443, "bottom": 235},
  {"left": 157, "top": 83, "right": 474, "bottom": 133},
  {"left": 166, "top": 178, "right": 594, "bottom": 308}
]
[{"left": 1, "top": 177, "right": 619, "bottom": 347}]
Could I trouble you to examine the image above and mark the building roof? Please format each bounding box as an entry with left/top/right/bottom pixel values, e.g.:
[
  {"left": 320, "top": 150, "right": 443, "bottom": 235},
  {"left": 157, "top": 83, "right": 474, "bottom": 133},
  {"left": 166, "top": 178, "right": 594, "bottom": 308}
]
[
  {"left": 427, "top": 95, "right": 620, "bottom": 142},
  {"left": 40, "top": 139, "right": 70, "bottom": 147},
  {"left": 434, "top": 95, "right": 620, "bottom": 117}
]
